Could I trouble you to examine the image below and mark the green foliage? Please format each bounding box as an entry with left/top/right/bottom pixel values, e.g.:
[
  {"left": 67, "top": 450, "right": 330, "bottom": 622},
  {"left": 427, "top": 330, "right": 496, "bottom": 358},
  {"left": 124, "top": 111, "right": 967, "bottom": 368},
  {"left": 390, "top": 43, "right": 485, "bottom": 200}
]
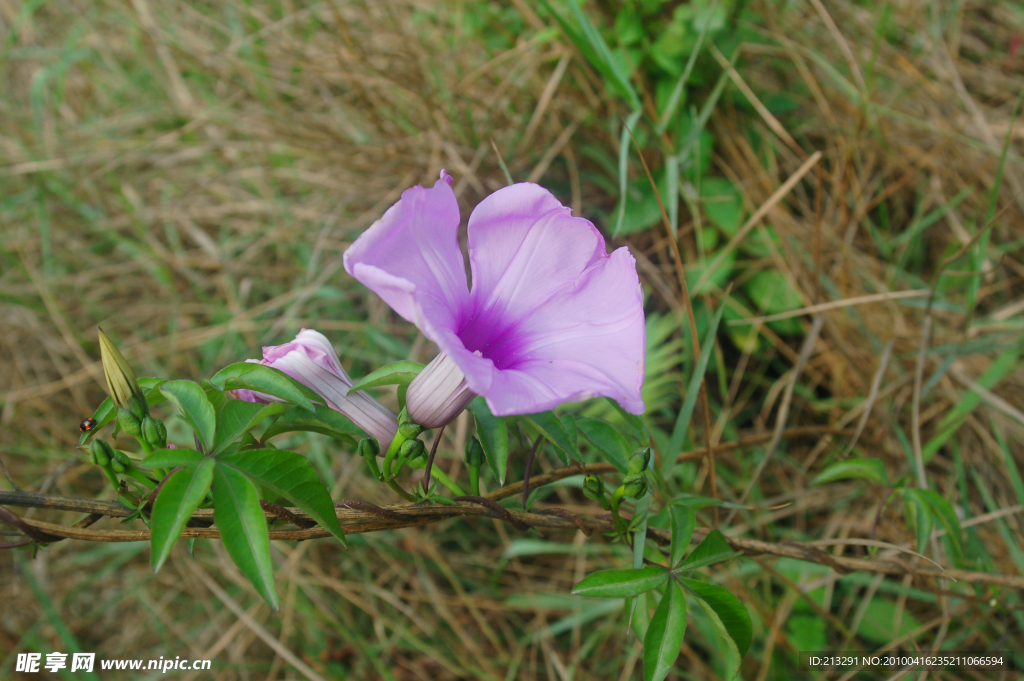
[
  {"left": 347, "top": 360, "right": 423, "bottom": 392},
  {"left": 212, "top": 464, "right": 278, "bottom": 609},
  {"left": 644, "top": 577, "right": 687, "bottom": 681},
  {"left": 159, "top": 381, "right": 216, "bottom": 454},
  {"left": 209, "top": 362, "right": 316, "bottom": 412},
  {"left": 522, "top": 411, "right": 581, "bottom": 465},
  {"left": 812, "top": 458, "right": 890, "bottom": 487},
  {"left": 150, "top": 459, "right": 214, "bottom": 572},
  {"left": 467, "top": 397, "right": 509, "bottom": 484},
  {"left": 572, "top": 565, "right": 670, "bottom": 598}
]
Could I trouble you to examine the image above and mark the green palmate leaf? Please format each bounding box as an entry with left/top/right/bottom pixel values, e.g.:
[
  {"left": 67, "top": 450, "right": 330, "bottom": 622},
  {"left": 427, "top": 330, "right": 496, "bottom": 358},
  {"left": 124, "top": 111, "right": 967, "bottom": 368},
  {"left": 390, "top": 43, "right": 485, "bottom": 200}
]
[
  {"left": 211, "top": 400, "right": 287, "bottom": 457},
  {"left": 150, "top": 459, "right": 214, "bottom": 573},
  {"left": 218, "top": 449, "right": 345, "bottom": 544},
  {"left": 159, "top": 380, "right": 216, "bottom": 454},
  {"left": 811, "top": 458, "right": 890, "bottom": 487},
  {"left": 644, "top": 577, "right": 687, "bottom": 681},
  {"left": 260, "top": 404, "right": 361, "bottom": 445},
  {"left": 467, "top": 397, "right": 509, "bottom": 485},
  {"left": 668, "top": 300, "right": 726, "bottom": 462},
  {"left": 902, "top": 488, "right": 935, "bottom": 554},
  {"left": 209, "top": 362, "right": 315, "bottom": 412},
  {"left": 524, "top": 411, "right": 580, "bottom": 465},
  {"left": 577, "top": 418, "right": 631, "bottom": 473},
  {"left": 670, "top": 505, "right": 696, "bottom": 568},
  {"left": 347, "top": 360, "right": 423, "bottom": 393},
  {"left": 681, "top": 577, "right": 752, "bottom": 657},
  {"left": 142, "top": 448, "right": 204, "bottom": 469},
  {"left": 916, "top": 489, "right": 963, "bottom": 557},
  {"left": 212, "top": 462, "right": 278, "bottom": 609},
  {"left": 678, "top": 530, "right": 739, "bottom": 571},
  {"left": 572, "top": 565, "right": 669, "bottom": 599}
]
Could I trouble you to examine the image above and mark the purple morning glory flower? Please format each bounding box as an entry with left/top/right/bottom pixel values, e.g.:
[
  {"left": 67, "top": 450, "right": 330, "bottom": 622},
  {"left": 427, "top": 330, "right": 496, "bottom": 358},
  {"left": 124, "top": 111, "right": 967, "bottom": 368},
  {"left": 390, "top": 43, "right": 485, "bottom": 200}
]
[
  {"left": 344, "top": 171, "right": 645, "bottom": 428},
  {"left": 231, "top": 329, "right": 398, "bottom": 445}
]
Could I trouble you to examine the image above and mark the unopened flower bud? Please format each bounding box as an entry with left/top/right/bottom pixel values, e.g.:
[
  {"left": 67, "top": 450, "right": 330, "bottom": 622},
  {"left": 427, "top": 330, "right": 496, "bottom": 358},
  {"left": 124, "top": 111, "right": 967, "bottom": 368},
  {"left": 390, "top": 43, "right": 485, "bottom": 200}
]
[
  {"left": 117, "top": 407, "right": 143, "bottom": 438},
  {"left": 358, "top": 437, "right": 381, "bottom": 459},
  {"left": 399, "top": 438, "right": 426, "bottom": 460},
  {"left": 628, "top": 447, "right": 652, "bottom": 475},
  {"left": 582, "top": 475, "right": 606, "bottom": 502},
  {"left": 109, "top": 448, "right": 131, "bottom": 474},
  {"left": 98, "top": 328, "right": 147, "bottom": 414},
  {"left": 464, "top": 436, "right": 485, "bottom": 469},
  {"left": 405, "top": 353, "right": 476, "bottom": 429},
  {"left": 142, "top": 415, "right": 167, "bottom": 449},
  {"left": 358, "top": 438, "right": 382, "bottom": 479},
  {"left": 90, "top": 439, "right": 114, "bottom": 467},
  {"left": 398, "top": 421, "right": 423, "bottom": 440},
  {"left": 621, "top": 474, "right": 648, "bottom": 500}
]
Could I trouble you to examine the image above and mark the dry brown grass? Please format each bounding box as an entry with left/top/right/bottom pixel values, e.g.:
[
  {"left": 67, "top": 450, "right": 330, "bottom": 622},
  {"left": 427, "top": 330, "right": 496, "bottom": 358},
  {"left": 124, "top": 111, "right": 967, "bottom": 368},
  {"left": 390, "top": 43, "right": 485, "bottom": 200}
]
[{"left": 2, "top": 0, "right": 1024, "bottom": 678}]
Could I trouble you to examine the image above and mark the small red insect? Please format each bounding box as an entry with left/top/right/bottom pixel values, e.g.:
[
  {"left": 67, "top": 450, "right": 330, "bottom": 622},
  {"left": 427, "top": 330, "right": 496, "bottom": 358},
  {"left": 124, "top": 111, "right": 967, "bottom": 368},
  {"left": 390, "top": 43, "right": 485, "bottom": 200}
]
[{"left": 79, "top": 417, "right": 98, "bottom": 432}]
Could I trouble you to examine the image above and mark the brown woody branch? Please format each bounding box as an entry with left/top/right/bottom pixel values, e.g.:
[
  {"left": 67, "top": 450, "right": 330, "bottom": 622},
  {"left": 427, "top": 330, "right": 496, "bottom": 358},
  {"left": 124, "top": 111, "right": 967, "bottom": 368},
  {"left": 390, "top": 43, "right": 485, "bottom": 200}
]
[{"left": 2, "top": 473, "right": 1022, "bottom": 592}]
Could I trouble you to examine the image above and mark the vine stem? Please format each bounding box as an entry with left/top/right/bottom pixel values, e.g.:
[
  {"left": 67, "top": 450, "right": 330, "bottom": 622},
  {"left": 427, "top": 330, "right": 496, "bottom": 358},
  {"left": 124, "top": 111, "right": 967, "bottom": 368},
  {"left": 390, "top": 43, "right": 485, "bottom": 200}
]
[{"left": 421, "top": 424, "right": 446, "bottom": 494}]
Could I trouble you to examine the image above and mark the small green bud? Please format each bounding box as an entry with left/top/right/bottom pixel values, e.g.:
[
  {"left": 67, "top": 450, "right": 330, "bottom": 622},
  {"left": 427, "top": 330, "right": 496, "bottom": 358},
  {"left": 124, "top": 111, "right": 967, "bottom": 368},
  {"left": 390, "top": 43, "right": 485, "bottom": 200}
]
[
  {"left": 117, "top": 407, "right": 143, "bottom": 438},
  {"left": 621, "top": 473, "right": 648, "bottom": 500},
  {"left": 398, "top": 421, "right": 423, "bottom": 439},
  {"left": 358, "top": 438, "right": 382, "bottom": 479},
  {"left": 90, "top": 439, "right": 114, "bottom": 467},
  {"left": 142, "top": 415, "right": 167, "bottom": 449},
  {"left": 627, "top": 447, "right": 652, "bottom": 475},
  {"left": 582, "top": 475, "right": 606, "bottom": 502},
  {"left": 464, "top": 436, "right": 485, "bottom": 468},
  {"left": 399, "top": 438, "right": 426, "bottom": 460},
  {"left": 109, "top": 448, "right": 131, "bottom": 474},
  {"left": 358, "top": 437, "right": 381, "bottom": 459}
]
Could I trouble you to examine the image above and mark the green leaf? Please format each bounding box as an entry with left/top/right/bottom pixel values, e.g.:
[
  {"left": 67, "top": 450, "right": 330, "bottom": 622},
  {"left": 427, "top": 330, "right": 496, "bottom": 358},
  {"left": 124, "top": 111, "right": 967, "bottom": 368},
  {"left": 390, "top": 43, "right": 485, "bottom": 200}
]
[
  {"left": 219, "top": 449, "right": 345, "bottom": 545},
  {"left": 209, "top": 362, "right": 315, "bottom": 412},
  {"left": 467, "top": 397, "right": 509, "bottom": 485},
  {"left": 536, "top": 0, "right": 640, "bottom": 110},
  {"left": 668, "top": 301, "right": 726, "bottom": 461},
  {"left": 347, "top": 360, "right": 423, "bottom": 393},
  {"left": 150, "top": 459, "right": 214, "bottom": 573},
  {"left": 811, "top": 458, "right": 889, "bottom": 487},
  {"left": 571, "top": 565, "right": 669, "bottom": 599},
  {"left": 524, "top": 411, "right": 580, "bottom": 465},
  {"left": 902, "top": 488, "right": 934, "bottom": 554},
  {"left": 681, "top": 577, "right": 752, "bottom": 656},
  {"left": 670, "top": 505, "right": 696, "bottom": 568},
  {"left": 159, "top": 380, "right": 216, "bottom": 454},
  {"left": 212, "top": 400, "right": 287, "bottom": 457},
  {"left": 671, "top": 494, "right": 724, "bottom": 510},
  {"left": 142, "top": 448, "right": 204, "bottom": 469},
  {"left": 644, "top": 578, "right": 687, "bottom": 681},
  {"left": 742, "top": 270, "right": 806, "bottom": 336},
  {"left": 212, "top": 462, "right": 278, "bottom": 609},
  {"left": 260, "top": 404, "right": 361, "bottom": 445},
  {"left": 613, "top": 110, "right": 644, "bottom": 236},
  {"left": 917, "top": 489, "right": 963, "bottom": 557},
  {"left": 678, "top": 530, "right": 739, "bottom": 571},
  {"left": 577, "top": 418, "right": 631, "bottom": 473}
]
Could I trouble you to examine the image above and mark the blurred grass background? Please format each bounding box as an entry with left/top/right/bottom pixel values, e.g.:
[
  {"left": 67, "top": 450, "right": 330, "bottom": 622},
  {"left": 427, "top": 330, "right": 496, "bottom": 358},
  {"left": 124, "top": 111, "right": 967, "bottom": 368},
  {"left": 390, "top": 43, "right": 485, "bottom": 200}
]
[{"left": 2, "top": 0, "right": 1023, "bottom": 679}]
